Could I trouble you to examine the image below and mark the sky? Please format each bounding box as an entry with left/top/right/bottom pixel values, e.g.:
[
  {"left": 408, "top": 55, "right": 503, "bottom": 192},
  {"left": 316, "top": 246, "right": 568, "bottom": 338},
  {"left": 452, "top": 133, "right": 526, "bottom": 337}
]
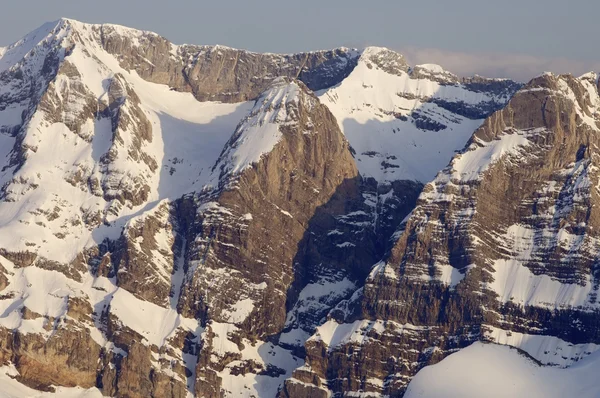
[{"left": 1, "top": 0, "right": 599, "bottom": 82}]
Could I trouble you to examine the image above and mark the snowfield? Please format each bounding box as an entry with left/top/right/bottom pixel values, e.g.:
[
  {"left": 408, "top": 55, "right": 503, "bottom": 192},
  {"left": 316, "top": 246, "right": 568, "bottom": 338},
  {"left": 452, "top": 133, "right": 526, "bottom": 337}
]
[
  {"left": 318, "top": 46, "right": 511, "bottom": 183},
  {"left": 405, "top": 342, "right": 600, "bottom": 398}
]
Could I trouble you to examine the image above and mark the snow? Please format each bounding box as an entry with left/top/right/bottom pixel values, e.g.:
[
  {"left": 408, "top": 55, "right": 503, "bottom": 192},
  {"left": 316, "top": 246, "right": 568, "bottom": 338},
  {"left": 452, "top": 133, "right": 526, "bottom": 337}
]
[
  {"left": 217, "top": 121, "right": 281, "bottom": 177},
  {"left": 556, "top": 77, "right": 600, "bottom": 130},
  {"left": 415, "top": 64, "right": 446, "bottom": 74},
  {"left": 295, "top": 278, "right": 355, "bottom": 305},
  {"left": 368, "top": 261, "right": 399, "bottom": 281},
  {"left": 485, "top": 221, "right": 599, "bottom": 309},
  {"left": 405, "top": 342, "right": 600, "bottom": 398},
  {"left": 108, "top": 287, "right": 200, "bottom": 347},
  {"left": 490, "top": 258, "right": 595, "bottom": 309},
  {"left": 0, "top": 255, "right": 201, "bottom": 348},
  {"left": 318, "top": 46, "right": 510, "bottom": 183},
  {"left": 207, "top": 322, "right": 241, "bottom": 357},
  {"left": 311, "top": 320, "right": 382, "bottom": 349},
  {"left": 435, "top": 263, "right": 468, "bottom": 287},
  {"left": 221, "top": 298, "right": 255, "bottom": 324},
  {"left": 310, "top": 319, "right": 425, "bottom": 350},
  {"left": 206, "top": 322, "right": 303, "bottom": 398},
  {"left": 279, "top": 328, "right": 312, "bottom": 347},
  {"left": 283, "top": 277, "right": 356, "bottom": 346},
  {"left": 209, "top": 78, "right": 307, "bottom": 183},
  {"left": 450, "top": 131, "right": 532, "bottom": 181},
  {"left": 0, "top": 20, "right": 67, "bottom": 74}
]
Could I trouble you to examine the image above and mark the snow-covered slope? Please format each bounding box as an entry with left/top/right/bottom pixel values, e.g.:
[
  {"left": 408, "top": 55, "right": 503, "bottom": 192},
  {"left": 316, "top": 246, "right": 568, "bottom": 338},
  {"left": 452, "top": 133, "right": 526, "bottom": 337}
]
[
  {"left": 5, "top": 17, "right": 587, "bottom": 398},
  {"left": 405, "top": 342, "right": 600, "bottom": 398},
  {"left": 319, "top": 46, "right": 520, "bottom": 182},
  {"left": 0, "top": 18, "right": 252, "bottom": 265}
]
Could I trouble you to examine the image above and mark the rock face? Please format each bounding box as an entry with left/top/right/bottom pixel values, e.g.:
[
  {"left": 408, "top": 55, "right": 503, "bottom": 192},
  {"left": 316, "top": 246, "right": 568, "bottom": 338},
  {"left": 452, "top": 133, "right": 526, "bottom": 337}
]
[
  {"left": 7, "top": 17, "right": 594, "bottom": 398},
  {"left": 281, "top": 72, "right": 600, "bottom": 396},
  {"left": 0, "top": 20, "right": 378, "bottom": 397}
]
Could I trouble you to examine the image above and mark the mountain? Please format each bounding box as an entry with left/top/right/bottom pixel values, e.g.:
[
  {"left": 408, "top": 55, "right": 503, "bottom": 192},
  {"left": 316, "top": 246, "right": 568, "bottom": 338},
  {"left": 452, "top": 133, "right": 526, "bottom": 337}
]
[
  {"left": 282, "top": 72, "right": 600, "bottom": 396},
  {"left": 3, "top": 17, "right": 596, "bottom": 398}
]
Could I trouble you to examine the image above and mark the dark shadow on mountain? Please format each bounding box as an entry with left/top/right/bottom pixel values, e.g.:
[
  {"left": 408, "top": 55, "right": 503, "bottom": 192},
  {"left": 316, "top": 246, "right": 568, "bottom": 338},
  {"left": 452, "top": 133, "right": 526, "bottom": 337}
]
[
  {"left": 275, "top": 174, "right": 422, "bottom": 349},
  {"left": 340, "top": 116, "right": 483, "bottom": 185}
]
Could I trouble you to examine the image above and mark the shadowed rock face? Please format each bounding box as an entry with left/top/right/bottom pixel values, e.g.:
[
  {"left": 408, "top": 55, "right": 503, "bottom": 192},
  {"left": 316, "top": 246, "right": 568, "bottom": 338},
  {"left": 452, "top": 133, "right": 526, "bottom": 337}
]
[
  {"left": 282, "top": 73, "right": 600, "bottom": 396},
  {"left": 181, "top": 79, "right": 361, "bottom": 326}
]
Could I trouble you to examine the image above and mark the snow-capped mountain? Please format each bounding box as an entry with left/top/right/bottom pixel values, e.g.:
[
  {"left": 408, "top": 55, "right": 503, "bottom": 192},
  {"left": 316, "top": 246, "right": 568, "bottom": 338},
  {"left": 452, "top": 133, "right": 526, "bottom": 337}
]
[
  {"left": 404, "top": 342, "right": 600, "bottom": 398},
  {"left": 2, "top": 17, "right": 597, "bottom": 398},
  {"left": 282, "top": 71, "right": 600, "bottom": 396}
]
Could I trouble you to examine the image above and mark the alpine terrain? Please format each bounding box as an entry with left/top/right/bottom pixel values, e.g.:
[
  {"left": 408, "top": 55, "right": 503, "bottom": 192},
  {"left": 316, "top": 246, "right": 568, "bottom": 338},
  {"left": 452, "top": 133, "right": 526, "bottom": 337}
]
[{"left": 0, "top": 18, "right": 599, "bottom": 398}]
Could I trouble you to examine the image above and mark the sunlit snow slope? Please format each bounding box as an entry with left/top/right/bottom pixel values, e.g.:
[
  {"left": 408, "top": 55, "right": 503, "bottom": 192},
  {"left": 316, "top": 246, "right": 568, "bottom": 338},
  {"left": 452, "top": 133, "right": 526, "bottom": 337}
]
[
  {"left": 319, "top": 47, "right": 520, "bottom": 182},
  {"left": 405, "top": 342, "right": 600, "bottom": 398}
]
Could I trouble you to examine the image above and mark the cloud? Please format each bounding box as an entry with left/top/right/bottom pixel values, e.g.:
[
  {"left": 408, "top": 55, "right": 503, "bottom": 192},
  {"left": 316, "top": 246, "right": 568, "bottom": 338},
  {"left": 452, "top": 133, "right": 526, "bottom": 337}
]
[{"left": 400, "top": 47, "right": 600, "bottom": 82}]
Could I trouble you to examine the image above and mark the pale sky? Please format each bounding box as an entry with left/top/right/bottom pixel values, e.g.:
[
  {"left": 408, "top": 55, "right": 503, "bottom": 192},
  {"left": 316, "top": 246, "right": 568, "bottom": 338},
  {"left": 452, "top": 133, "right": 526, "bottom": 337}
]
[{"left": 1, "top": 0, "right": 599, "bottom": 82}]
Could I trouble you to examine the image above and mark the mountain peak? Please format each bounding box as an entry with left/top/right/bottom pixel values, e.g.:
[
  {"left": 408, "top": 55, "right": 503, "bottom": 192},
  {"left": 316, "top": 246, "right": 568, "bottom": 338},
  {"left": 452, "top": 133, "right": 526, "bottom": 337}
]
[
  {"left": 358, "top": 46, "right": 409, "bottom": 76},
  {"left": 209, "top": 78, "right": 318, "bottom": 185}
]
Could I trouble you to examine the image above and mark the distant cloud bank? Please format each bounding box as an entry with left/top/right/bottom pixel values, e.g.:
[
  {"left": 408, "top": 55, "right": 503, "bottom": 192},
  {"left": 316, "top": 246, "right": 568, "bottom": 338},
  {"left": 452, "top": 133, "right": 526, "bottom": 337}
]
[{"left": 401, "top": 47, "right": 600, "bottom": 82}]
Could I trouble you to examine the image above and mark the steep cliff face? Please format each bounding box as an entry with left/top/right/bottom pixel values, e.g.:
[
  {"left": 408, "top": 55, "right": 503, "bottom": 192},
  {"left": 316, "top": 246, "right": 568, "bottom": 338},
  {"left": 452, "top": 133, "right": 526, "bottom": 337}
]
[
  {"left": 282, "top": 72, "right": 600, "bottom": 397},
  {"left": 175, "top": 77, "right": 370, "bottom": 397},
  {"left": 94, "top": 21, "right": 359, "bottom": 103}
]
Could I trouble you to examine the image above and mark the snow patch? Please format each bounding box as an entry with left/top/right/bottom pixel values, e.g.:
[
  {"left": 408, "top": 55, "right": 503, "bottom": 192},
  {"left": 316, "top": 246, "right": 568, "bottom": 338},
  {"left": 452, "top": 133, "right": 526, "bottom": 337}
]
[
  {"left": 405, "top": 342, "right": 600, "bottom": 398},
  {"left": 484, "top": 326, "right": 600, "bottom": 367}
]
